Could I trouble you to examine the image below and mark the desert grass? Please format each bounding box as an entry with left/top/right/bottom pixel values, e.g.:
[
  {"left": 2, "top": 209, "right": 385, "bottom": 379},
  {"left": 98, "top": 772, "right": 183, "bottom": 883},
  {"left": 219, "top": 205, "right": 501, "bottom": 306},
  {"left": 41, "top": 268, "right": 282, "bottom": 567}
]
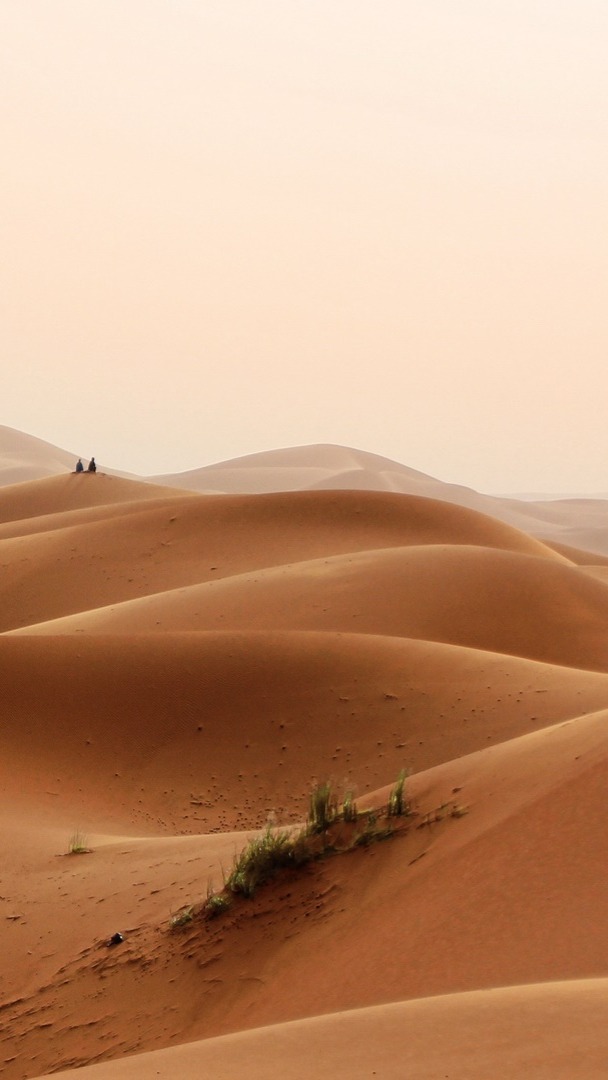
[
  {"left": 308, "top": 781, "right": 338, "bottom": 833},
  {"left": 204, "top": 891, "right": 232, "bottom": 918},
  {"left": 67, "top": 830, "right": 91, "bottom": 855},
  {"left": 225, "top": 825, "right": 312, "bottom": 898},
  {"left": 168, "top": 773, "right": 467, "bottom": 928},
  {"left": 341, "top": 790, "right": 358, "bottom": 823},
  {"left": 387, "top": 769, "right": 410, "bottom": 817},
  {"left": 192, "top": 774, "right": 413, "bottom": 922},
  {"left": 169, "top": 904, "right": 195, "bottom": 930},
  {"left": 350, "top": 811, "right": 393, "bottom": 848}
]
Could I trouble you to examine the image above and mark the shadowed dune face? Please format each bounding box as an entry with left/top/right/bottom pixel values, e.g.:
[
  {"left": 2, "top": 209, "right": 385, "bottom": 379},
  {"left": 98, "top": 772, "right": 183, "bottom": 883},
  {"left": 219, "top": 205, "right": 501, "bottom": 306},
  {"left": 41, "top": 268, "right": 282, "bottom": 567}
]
[
  {"left": 7, "top": 709, "right": 608, "bottom": 1078},
  {"left": 3, "top": 442, "right": 608, "bottom": 1078}
]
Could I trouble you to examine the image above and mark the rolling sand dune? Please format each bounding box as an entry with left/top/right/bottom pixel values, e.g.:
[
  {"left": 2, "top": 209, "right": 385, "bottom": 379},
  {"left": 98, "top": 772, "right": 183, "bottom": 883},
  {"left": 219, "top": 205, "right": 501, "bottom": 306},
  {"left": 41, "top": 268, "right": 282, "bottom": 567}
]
[
  {"left": 0, "top": 472, "right": 189, "bottom": 525},
  {"left": 5, "top": 425, "right": 608, "bottom": 554},
  {"left": 4, "top": 632, "right": 608, "bottom": 834},
  {"left": 150, "top": 442, "right": 608, "bottom": 555},
  {"left": 149, "top": 442, "right": 452, "bottom": 494},
  {"left": 20, "top": 543, "right": 608, "bottom": 672},
  {"left": 3, "top": 430, "right": 608, "bottom": 1078},
  {"left": 0, "top": 480, "right": 563, "bottom": 633}
]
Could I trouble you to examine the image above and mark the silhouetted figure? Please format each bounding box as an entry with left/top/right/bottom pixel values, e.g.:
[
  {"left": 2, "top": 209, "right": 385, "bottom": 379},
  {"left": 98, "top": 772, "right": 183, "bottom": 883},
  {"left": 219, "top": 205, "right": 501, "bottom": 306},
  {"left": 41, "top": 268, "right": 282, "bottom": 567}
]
[
  {"left": 75, "top": 458, "right": 84, "bottom": 473},
  {"left": 87, "top": 457, "right": 97, "bottom": 473}
]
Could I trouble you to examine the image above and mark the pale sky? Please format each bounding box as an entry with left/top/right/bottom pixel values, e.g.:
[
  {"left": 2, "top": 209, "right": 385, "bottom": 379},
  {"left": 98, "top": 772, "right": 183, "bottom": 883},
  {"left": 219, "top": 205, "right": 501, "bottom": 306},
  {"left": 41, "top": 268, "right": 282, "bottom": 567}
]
[{"left": 2, "top": 1, "right": 608, "bottom": 491}]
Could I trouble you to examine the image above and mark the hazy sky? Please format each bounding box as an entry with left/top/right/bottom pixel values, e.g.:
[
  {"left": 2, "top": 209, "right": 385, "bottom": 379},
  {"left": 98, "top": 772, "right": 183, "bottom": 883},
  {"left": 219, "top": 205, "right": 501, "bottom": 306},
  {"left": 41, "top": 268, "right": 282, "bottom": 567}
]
[{"left": 2, "top": 1, "right": 608, "bottom": 491}]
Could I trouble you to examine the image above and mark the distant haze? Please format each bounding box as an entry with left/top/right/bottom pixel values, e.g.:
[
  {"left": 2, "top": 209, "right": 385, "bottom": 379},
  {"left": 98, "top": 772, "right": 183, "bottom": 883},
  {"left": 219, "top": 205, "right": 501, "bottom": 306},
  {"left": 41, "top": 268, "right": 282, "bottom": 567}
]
[{"left": 2, "top": 1, "right": 608, "bottom": 491}]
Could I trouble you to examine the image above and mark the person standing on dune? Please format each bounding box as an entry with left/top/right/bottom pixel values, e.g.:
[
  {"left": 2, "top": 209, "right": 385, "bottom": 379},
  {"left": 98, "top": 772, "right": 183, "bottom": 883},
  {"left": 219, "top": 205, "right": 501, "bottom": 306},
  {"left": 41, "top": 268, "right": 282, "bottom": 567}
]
[{"left": 87, "top": 457, "right": 97, "bottom": 473}]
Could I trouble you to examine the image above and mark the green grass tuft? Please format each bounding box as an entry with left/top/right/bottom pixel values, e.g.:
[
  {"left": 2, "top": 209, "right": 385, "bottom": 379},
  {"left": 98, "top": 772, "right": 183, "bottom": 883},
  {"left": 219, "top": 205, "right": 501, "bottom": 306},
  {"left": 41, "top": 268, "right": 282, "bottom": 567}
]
[
  {"left": 307, "top": 781, "right": 338, "bottom": 834},
  {"left": 342, "top": 790, "right": 358, "bottom": 822},
  {"left": 204, "top": 892, "right": 232, "bottom": 918},
  {"left": 169, "top": 904, "right": 195, "bottom": 929},
  {"left": 171, "top": 771, "right": 437, "bottom": 922},
  {"left": 67, "top": 830, "right": 91, "bottom": 855},
  {"left": 226, "top": 825, "right": 311, "bottom": 898},
  {"left": 387, "top": 770, "right": 410, "bottom": 818}
]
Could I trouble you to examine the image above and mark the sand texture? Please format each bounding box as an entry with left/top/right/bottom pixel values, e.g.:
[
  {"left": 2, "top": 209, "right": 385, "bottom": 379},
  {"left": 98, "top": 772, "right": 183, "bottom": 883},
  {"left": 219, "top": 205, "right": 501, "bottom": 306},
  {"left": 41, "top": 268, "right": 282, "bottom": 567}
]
[{"left": 2, "top": 430, "right": 608, "bottom": 1078}]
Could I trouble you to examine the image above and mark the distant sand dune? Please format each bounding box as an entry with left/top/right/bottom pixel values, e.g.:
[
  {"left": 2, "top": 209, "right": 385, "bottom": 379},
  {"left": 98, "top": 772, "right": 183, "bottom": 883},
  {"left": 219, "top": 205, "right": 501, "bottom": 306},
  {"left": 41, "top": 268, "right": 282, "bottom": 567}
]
[
  {"left": 0, "top": 471, "right": 190, "bottom": 525},
  {"left": 4, "top": 424, "right": 608, "bottom": 553}
]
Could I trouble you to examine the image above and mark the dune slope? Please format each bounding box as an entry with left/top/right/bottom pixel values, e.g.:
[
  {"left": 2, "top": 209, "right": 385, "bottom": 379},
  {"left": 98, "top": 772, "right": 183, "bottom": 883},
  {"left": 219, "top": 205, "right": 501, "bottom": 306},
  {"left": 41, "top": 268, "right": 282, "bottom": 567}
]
[
  {"left": 20, "top": 543, "right": 608, "bottom": 672},
  {"left": 40, "top": 979, "right": 608, "bottom": 1080},
  {"left": 0, "top": 483, "right": 563, "bottom": 633},
  {"left": 3, "top": 709, "right": 608, "bottom": 1077},
  {"left": 2, "top": 450, "right": 608, "bottom": 1079}
]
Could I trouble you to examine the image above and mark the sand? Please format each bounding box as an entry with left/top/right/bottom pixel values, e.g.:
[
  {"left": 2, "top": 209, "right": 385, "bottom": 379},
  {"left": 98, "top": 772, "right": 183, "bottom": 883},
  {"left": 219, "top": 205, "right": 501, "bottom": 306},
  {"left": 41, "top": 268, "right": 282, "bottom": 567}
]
[{"left": 1, "top": 429, "right": 608, "bottom": 1078}]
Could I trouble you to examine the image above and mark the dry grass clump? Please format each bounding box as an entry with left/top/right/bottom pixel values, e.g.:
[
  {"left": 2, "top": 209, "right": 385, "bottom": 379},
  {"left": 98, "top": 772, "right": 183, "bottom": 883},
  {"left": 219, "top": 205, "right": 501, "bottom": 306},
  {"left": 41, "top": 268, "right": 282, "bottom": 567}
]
[{"left": 204, "top": 891, "right": 232, "bottom": 919}]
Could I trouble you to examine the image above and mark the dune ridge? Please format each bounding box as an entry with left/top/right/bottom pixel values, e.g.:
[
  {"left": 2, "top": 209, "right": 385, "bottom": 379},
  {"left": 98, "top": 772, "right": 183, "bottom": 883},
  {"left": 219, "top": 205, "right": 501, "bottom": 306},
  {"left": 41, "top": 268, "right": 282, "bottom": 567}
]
[{"left": 2, "top": 430, "right": 608, "bottom": 1078}]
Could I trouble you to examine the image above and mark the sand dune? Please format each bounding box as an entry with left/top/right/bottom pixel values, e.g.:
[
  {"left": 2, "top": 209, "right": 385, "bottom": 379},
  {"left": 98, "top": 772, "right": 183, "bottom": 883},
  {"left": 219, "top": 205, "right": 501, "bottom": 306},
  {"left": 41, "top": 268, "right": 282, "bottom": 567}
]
[
  {"left": 5, "top": 424, "right": 608, "bottom": 555},
  {"left": 150, "top": 442, "right": 446, "bottom": 492},
  {"left": 0, "top": 425, "right": 80, "bottom": 486},
  {"left": 3, "top": 430, "right": 608, "bottom": 1078},
  {"left": 0, "top": 482, "right": 563, "bottom": 633},
  {"left": 39, "top": 980, "right": 608, "bottom": 1080},
  {"left": 21, "top": 543, "right": 608, "bottom": 672},
  {"left": 4, "top": 631, "right": 608, "bottom": 834},
  {"left": 0, "top": 471, "right": 189, "bottom": 525},
  {"left": 4, "top": 707, "right": 608, "bottom": 1077},
  {"left": 150, "top": 442, "right": 608, "bottom": 555}
]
